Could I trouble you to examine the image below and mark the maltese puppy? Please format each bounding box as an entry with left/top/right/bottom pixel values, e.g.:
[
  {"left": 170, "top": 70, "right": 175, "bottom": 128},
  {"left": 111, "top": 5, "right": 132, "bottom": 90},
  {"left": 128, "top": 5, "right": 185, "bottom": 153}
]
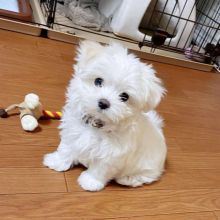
[{"left": 43, "top": 41, "right": 167, "bottom": 191}]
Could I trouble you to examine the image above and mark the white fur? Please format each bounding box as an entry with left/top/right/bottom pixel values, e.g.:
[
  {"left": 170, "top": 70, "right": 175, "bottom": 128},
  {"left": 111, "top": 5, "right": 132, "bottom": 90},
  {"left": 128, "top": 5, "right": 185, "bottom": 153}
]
[{"left": 43, "top": 41, "right": 167, "bottom": 191}]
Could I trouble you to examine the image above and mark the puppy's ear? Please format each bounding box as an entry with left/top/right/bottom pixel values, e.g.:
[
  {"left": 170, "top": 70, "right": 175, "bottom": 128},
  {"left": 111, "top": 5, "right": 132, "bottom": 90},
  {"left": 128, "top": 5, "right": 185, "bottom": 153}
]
[
  {"left": 141, "top": 64, "right": 166, "bottom": 112},
  {"left": 107, "top": 41, "right": 128, "bottom": 55},
  {"left": 75, "top": 40, "right": 105, "bottom": 69}
]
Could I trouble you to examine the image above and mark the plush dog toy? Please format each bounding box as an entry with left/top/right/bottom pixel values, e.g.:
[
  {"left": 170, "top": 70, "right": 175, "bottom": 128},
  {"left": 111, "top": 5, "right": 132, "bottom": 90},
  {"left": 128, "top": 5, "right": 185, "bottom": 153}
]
[{"left": 0, "top": 93, "right": 62, "bottom": 131}]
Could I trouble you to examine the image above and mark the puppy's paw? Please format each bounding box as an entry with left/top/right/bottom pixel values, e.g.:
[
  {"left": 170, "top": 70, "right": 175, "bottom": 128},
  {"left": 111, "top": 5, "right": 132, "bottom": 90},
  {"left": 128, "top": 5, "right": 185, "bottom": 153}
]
[
  {"left": 91, "top": 118, "right": 104, "bottom": 128},
  {"left": 25, "top": 93, "right": 40, "bottom": 109},
  {"left": 21, "top": 115, "right": 38, "bottom": 131},
  {"left": 116, "top": 175, "right": 157, "bottom": 187},
  {"left": 78, "top": 171, "right": 105, "bottom": 191},
  {"left": 82, "top": 114, "right": 93, "bottom": 124},
  {"left": 82, "top": 114, "right": 104, "bottom": 128},
  {"left": 43, "top": 151, "right": 72, "bottom": 172}
]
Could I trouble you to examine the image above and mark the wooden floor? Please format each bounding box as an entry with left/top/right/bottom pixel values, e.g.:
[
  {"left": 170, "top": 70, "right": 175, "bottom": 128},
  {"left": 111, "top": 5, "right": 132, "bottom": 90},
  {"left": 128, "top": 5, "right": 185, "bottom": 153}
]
[{"left": 0, "top": 29, "right": 220, "bottom": 220}]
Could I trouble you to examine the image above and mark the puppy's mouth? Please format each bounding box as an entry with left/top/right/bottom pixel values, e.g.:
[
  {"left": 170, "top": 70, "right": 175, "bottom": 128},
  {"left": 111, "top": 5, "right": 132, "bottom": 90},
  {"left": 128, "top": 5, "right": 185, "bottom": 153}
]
[{"left": 82, "top": 114, "right": 105, "bottom": 128}]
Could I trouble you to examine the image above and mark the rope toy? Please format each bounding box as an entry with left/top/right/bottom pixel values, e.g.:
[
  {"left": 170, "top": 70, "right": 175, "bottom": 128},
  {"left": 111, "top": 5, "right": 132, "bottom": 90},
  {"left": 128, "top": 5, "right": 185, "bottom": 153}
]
[
  {"left": 42, "top": 110, "right": 62, "bottom": 120},
  {"left": 0, "top": 93, "right": 62, "bottom": 131}
]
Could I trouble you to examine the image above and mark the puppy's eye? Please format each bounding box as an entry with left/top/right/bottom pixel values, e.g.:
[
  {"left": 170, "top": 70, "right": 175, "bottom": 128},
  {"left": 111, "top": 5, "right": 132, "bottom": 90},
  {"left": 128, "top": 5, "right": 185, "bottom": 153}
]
[
  {"left": 94, "top": 78, "right": 103, "bottom": 87},
  {"left": 119, "top": 92, "right": 129, "bottom": 102}
]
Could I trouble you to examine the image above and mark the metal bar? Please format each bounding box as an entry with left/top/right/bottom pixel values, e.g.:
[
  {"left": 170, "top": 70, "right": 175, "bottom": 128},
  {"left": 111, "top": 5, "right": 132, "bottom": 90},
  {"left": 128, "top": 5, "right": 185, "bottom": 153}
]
[
  {"left": 176, "top": 1, "right": 197, "bottom": 48},
  {"left": 196, "top": 0, "right": 207, "bottom": 21},
  {"left": 167, "top": 0, "right": 189, "bottom": 47},
  {"left": 157, "top": 0, "right": 169, "bottom": 28},
  {"left": 198, "top": 2, "right": 220, "bottom": 50},
  {"left": 46, "top": 0, "right": 57, "bottom": 27},
  {"left": 197, "top": 9, "right": 220, "bottom": 24},
  {"left": 164, "top": 1, "right": 178, "bottom": 33},
  {"left": 194, "top": 0, "right": 216, "bottom": 45},
  {"left": 51, "top": 0, "right": 57, "bottom": 28},
  {"left": 189, "top": 0, "right": 209, "bottom": 44},
  {"left": 151, "top": 10, "right": 220, "bottom": 29}
]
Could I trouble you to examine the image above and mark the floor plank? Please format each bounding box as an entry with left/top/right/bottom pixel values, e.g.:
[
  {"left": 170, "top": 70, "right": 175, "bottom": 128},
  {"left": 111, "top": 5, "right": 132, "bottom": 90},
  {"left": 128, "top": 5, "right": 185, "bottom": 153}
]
[
  {"left": 0, "top": 145, "right": 53, "bottom": 168},
  {"left": 215, "top": 211, "right": 220, "bottom": 220},
  {"left": 0, "top": 168, "right": 67, "bottom": 194},
  {"left": 112, "top": 212, "right": 217, "bottom": 220},
  {"left": 168, "top": 152, "right": 220, "bottom": 170},
  {"left": 5, "top": 212, "right": 217, "bottom": 220},
  {"left": 0, "top": 190, "right": 220, "bottom": 218},
  {"left": 176, "top": 138, "right": 220, "bottom": 153}
]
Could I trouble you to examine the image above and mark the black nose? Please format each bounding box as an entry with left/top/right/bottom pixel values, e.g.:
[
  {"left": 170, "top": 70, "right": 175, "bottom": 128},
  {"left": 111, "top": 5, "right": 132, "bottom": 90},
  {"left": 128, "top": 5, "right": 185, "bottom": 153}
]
[{"left": 98, "top": 98, "right": 110, "bottom": 110}]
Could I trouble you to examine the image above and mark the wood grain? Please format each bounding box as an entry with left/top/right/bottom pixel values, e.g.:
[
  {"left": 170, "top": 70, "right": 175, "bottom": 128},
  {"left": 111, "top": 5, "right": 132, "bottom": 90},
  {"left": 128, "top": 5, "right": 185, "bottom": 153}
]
[
  {"left": 0, "top": 145, "right": 54, "bottom": 168},
  {"left": 0, "top": 168, "right": 67, "bottom": 194},
  {"left": 4, "top": 212, "right": 217, "bottom": 220},
  {"left": 0, "top": 190, "right": 220, "bottom": 218},
  {"left": 215, "top": 211, "right": 220, "bottom": 220},
  {"left": 1, "top": 29, "right": 220, "bottom": 219},
  {"left": 168, "top": 152, "right": 220, "bottom": 170},
  {"left": 115, "top": 212, "right": 217, "bottom": 220},
  {"left": 176, "top": 138, "right": 220, "bottom": 153}
]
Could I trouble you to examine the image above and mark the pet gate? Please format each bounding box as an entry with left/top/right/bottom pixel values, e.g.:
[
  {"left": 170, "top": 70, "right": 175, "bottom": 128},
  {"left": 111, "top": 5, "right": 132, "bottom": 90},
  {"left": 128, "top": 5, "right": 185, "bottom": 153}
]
[
  {"left": 38, "top": 0, "right": 220, "bottom": 71},
  {"left": 0, "top": 0, "right": 219, "bottom": 71}
]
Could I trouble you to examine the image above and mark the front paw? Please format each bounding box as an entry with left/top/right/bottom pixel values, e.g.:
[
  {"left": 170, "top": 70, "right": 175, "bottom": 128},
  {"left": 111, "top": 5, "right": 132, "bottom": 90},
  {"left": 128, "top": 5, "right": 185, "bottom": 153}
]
[
  {"left": 78, "top": 171, "right": 105, "bottom": 191},
  {"left": 82, "top": 114, "right": 104, "bottom": 128},
  {"left": 43, "top": 151, "right": 72, "bottom": 172},
  {"left": 91, "top": 118, "right": 104, "bottom": 128},
  {"left": 82, "top": 114, "right": 93, "bottom": 124}
]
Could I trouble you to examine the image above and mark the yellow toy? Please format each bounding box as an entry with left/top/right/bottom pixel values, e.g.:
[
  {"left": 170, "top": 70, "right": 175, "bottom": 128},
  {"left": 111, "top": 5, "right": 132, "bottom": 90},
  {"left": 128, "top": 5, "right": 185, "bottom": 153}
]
[{"left": 0, "top": 93, "right": 62, "bottom": 131}]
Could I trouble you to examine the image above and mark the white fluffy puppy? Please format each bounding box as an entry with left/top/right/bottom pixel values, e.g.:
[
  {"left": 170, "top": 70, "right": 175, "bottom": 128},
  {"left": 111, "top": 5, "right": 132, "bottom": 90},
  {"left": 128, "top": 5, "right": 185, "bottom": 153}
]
[{"left": 43, "top": 41, "right": 167, "bottom": 191}]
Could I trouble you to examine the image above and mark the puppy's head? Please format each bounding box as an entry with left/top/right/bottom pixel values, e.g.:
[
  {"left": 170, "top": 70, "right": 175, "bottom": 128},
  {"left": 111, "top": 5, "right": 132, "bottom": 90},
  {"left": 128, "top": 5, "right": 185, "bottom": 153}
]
[{"left": 71, "top": 41, "right": 165, "bottom": 130}]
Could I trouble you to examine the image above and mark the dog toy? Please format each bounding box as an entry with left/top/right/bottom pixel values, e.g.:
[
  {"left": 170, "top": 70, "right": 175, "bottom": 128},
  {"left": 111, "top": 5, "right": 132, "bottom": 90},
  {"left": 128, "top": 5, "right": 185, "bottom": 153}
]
[
  {"left": 0, "top": 93, "right": 62, "bottom": 131},
  {"left": 42, "top": 110, "right": 62, "bottom": 120}
]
